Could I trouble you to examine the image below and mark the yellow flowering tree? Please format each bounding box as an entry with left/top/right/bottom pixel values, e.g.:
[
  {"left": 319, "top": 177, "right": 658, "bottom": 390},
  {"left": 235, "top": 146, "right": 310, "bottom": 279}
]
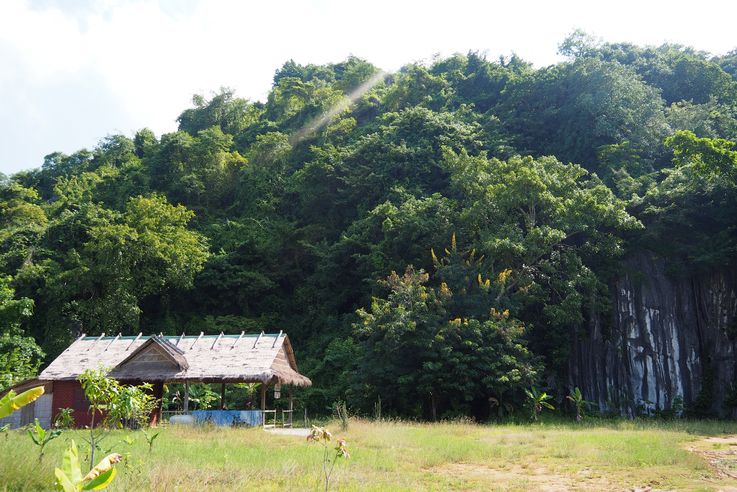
[{"left": 354, "top": 264, "right": 539, "bottom": 420}]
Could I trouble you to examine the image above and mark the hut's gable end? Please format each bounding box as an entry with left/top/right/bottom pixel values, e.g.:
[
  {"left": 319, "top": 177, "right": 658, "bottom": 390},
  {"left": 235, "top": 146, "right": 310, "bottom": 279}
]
[
  {"left": 112, "top": 344, "right": 181, "bottom": 374},
  {"left": 109, "top": 337, "right": 188, "bottom": 381},
  {"left": 130, "top": 344, "right": 176, "bottom": 364}
]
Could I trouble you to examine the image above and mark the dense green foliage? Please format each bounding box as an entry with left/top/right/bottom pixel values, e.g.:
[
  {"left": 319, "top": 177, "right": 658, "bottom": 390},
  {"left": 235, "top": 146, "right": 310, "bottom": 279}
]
[{"left": 2, "top": 35, "right": 736, "bottom": 418}]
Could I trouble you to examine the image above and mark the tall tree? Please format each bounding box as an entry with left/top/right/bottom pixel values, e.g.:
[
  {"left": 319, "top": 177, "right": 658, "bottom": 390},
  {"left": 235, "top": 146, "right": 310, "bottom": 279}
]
[{"left": 0, "top": 275, "right": 43, "bottom": 392}]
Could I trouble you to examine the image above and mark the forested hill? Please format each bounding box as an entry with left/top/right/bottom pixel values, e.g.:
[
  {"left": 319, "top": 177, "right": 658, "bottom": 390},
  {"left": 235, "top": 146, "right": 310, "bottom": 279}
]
[{"left": 2, "top": 32, "right": 737, "bottom": 418}]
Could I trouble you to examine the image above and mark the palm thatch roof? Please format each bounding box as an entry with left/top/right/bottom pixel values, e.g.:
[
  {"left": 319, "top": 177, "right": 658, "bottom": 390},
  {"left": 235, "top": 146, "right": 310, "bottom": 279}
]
[{"left": 38, "top": 332, "right": 311, "bottom": 387}]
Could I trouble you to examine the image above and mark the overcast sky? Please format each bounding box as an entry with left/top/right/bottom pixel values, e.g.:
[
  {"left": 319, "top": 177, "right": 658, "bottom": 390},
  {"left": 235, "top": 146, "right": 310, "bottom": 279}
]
[{"left": 1, "top": 0, "right": 736, "bottom": 175}]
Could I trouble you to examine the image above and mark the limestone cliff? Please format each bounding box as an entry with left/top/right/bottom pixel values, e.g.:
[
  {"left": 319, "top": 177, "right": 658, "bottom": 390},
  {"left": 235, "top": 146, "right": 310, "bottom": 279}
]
[{"left": 570, "top": 253, "right": 737, "bottom": 416}]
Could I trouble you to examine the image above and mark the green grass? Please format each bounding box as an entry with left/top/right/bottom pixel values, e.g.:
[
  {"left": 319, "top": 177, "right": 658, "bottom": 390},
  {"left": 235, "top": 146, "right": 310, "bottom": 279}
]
[{"left": 1, "top": 418, "right": 736, "bottom": 491}]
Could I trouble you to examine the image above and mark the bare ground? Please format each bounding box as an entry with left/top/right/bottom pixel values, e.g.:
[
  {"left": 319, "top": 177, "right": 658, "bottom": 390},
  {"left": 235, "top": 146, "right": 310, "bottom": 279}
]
[
  {"left": 427, "top": 436, "right": 737, "bottom": 492},
  {"left": 686, "top": 436, "right": 737, "bottom": 491},
  {"left": 429, "top": 462, "right": 662, "bottom": 491}
]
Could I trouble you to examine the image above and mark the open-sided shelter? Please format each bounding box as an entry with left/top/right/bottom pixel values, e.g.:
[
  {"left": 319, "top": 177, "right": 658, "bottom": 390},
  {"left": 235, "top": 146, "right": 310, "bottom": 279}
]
[{"left": 1, "top": 331, "right": 311, "bottom": 428}]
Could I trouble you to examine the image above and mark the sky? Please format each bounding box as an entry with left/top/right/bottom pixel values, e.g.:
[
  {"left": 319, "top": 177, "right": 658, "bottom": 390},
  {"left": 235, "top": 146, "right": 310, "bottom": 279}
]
[{"left": 1, "top": 0, "right": 736, "bottom": 175}]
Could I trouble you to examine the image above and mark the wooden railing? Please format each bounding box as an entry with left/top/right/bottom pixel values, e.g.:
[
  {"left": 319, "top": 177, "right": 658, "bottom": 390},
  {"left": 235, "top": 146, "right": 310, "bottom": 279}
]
[
  {"left": 262, "top": 409, "right": 277, "bottom": 428},
  {"left": 160, "top": 410, "right": 188, "bottom": 423},
  {"left": 281, "top": 409, "right": 293, "bottom": 428},
  {"left": 260, "top": 409, "right": 294, "bottom": 428}
]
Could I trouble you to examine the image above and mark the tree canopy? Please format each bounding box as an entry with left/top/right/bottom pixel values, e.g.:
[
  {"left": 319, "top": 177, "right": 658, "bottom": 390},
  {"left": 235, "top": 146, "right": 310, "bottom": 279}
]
[{"left": 3, "top": 37, "right": 737, "bottom": 417}]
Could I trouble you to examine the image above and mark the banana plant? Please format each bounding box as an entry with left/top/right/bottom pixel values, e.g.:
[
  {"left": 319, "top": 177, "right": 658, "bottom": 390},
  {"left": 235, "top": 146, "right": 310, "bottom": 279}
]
[
  {"left": 525, "top": 386, "right": 555, "bottom": 421},
  {"left": 0, "top": 386, "right": 44, "bottom": 419},
  {"left": 55, "top": 440, "right": 122, "bottom": 491},
  {"left": 566, "top": 387, "right": 595, "bottom": 422},
  {"left": 28, "top": 418, "right": 62, "bottom": 460},
  {"left": 489, "top": 395, "right": 515, "bottom": 420}
]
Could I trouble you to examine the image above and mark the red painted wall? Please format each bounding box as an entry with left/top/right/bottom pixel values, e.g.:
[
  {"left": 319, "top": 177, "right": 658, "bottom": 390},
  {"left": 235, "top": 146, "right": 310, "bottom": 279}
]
[
  {"left": 51, "top": 380, "right": 102, "bottom": 428},
  {"left": 52, "top": 380, "right": 162, "bottom": 428}
]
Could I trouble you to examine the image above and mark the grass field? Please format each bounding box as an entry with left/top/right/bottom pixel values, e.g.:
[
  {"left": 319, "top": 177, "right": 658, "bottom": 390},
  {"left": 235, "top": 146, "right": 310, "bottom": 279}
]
[{"left": 2, "top": 418, "right": 737, "bottom": 491}]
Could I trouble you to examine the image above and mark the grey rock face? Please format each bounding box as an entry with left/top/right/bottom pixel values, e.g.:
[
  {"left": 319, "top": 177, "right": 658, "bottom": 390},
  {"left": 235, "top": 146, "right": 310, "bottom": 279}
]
[{"left": 570, "top": 253, "right": 737, "bottom": 416}]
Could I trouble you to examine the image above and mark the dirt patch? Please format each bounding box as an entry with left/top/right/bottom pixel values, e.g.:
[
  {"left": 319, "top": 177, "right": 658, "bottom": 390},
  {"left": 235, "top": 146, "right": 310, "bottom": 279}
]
[
  {"left": 431, "top": 462, "right": 648, "bottom": 491},
  {"left": 687, "top": 436, "right": 737, "bottom": 486},
  {"left": 264, "top": 427, "right": 312, "bottom": 437}
]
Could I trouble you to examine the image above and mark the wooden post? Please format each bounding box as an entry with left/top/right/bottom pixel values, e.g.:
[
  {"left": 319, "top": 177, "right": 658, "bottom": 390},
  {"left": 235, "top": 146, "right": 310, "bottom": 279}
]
[
  {"left": 220, "top": 383, "right": 226, "bottom": 410},
  {"left": 151, "top": 382, "right": 164, "bottom": 427},
  {"left": 183, "top": 381, "right": 189, "bottom": 413},
  {"left": 288, "top": 387, "right": 294, "bottom": 427},
  {"left": 260, "top": 384, "right": 267, "bottom": 426}
]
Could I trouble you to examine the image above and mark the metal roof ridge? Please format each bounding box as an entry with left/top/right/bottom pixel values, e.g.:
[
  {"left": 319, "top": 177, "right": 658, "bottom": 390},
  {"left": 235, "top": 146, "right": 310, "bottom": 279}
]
[{"left": 79, "top": 332, "right": 286, "bottom": 341}]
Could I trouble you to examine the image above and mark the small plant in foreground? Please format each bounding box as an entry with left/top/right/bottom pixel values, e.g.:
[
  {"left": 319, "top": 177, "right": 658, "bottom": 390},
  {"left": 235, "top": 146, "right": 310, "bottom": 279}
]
[
  {"left": 78, "top": 368, "right": 158, "bottom": 470},
  {"left": 142, "top": 429, "right": 160, "bottom": 454},
  {"left": 566, "top": 387, "right": 595, "bottom": 422},
  {"left": 54, "top": 407, "right": 75, "bottom": 429},
  {"left": 525, "top": 386, "right": 555, "bottom": 422},
  {"left": 28, "top": 418, "right": 62, "bottom": 460},
  {"left": 307, "top": 425, "right": 350, "bottom": 492},
  {"left": 55, "top": 440, "right": 122, "bottom": 491}
]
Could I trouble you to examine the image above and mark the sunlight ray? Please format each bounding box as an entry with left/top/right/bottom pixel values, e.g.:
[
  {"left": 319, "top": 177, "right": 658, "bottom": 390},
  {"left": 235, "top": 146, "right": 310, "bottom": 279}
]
[{"left": 289, "top": 70, "right": 388, "bottom": 144}]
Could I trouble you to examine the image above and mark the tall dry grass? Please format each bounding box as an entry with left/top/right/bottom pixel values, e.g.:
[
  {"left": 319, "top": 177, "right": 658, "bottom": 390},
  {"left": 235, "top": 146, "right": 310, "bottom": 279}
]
[{"left": 1, "top": 418, "right": 735, "bottom": 491}]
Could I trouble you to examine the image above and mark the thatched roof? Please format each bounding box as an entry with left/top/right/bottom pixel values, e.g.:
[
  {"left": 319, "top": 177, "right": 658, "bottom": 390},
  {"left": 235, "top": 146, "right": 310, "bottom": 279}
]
[{"left": 38, "top": 332, "right": 312, "bottom": 387}]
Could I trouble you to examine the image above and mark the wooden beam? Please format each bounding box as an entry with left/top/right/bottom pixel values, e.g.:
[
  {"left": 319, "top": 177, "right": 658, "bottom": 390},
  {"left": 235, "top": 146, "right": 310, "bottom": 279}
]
[
  {"left": 211, "top": 332, "right": 223, "bottom": 350},
  {"left": 151, "top": 382, "right": 164, "bottom": 427},
  {"left": 104, "top": 333, "right": 121, "bottom": 351},
  {"left": 260, "top": 383, "right": 267, "bottom": 426},
  {"left": 88, "top": 332, "right": 105, "bottom": 351},
  {"left": 288, "top": 387, "right": 294, "bottom": 427},
  {"left": 127, "top": 332, "right": 142, "bottom": 351},
  {"left": 231, "top": 331, "right": 245, "bottom": 349},
  {"left": 190, "top": 331, "right": 204, "bottom": 350},
  {"left": 272, "top": 330, "right": 283, "bottom": 348},
  {"left": 220, "top": 383, "right": 226, "bottom": 410},
  {"left": 183, "top": 381, "right": 189, "bottom": 413},
  {"left": 253, "top": 331, "right": 264, "bottom": 349}
]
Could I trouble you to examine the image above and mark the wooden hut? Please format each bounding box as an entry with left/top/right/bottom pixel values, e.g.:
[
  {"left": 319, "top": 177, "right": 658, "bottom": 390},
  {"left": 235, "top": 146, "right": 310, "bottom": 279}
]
[{"left": 2, "top": 332, "right": 311, "bottom": 429}]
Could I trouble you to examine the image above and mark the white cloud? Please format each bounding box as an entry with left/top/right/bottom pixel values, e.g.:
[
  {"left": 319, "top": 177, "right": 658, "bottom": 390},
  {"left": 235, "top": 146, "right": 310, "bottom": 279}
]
[{"left": 1, "top": 0, "right": 736, "bottom": 174}]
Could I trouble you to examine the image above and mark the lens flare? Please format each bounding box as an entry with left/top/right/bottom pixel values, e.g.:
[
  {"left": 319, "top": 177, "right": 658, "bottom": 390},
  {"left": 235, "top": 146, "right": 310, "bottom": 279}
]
[{"left": 289, "top": 70, "right": 388, "bottom": 144}]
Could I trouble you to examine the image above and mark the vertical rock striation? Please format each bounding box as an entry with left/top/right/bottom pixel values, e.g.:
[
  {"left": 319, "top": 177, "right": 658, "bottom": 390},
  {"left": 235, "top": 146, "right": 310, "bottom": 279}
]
[{"left": 570, "top": 253, "right": 737, "bottom": 416}]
